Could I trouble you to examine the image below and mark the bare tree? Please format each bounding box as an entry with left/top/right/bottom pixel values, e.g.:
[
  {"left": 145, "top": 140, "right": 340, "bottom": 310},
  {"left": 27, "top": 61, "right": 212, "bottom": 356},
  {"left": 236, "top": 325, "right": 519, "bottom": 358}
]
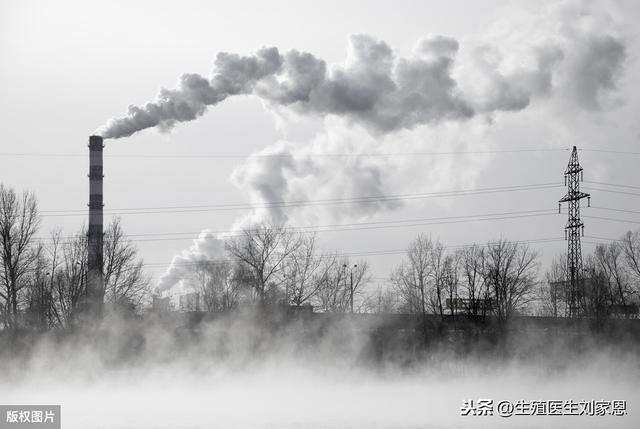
[
  {"left": 0, "top": 184, "right": 40, "bottom": 328},
  {"left": 284, "top": 233, "right": 323, "bottom": 306},
  {"left": 103, "top": 218, "right": 150, "bottom": 312},
  {"left": 539, "top": 254, "right": 567, "bottom": 317},
  {"left": 457, "top": 244, "right": 490, "bottom": 316},
  {"left": 482, "top": 239, "right": 538, "bottom": 324},
  {"left": 620, "top": 230, "right": 640, "bottom": 295},
  {"left": 391, "top": 234, "right": 431, "bottom": 315},
  {"left": 193, "top": 260, "right": 239, "bottom": 312},
  {"left": 361, "top": 285, "right": 398, "bottom": 314},
  {"left": 314, "top": 255, "right": 369, "bottom": 312},
  {"left": 428, "top": 240, "right": 447, "bottom": 317},
  {"left": 582, "top": 256, "right": 613, "bottom": 323},
  {"left": 226, "top": 224, "right": 301, "bottom": 302},
  {"left": 594, "top": 242, "right": 632, "bottom": 310},
  {"left": 24, "top": 243, "right": 51, "bottom": 329},
  {"left": 442, "top": 254, "right": 459, "bottom": 315},
  {"left": 314, "top": 254, "right": 347, "bottom": 312},
  {"left": 50, "top": 229, "right": 88, "bottom": 326}
]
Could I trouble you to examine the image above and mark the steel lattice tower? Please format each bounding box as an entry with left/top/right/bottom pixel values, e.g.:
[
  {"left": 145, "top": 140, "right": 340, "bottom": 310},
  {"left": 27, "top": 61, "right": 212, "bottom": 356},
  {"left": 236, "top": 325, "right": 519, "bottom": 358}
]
[{"left": 559, "top": 146, "right": 590, "bottom": 317}]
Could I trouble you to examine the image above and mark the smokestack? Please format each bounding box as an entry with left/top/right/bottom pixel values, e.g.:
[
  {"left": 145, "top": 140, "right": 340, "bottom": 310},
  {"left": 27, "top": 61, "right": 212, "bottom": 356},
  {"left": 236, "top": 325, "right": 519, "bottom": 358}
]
[{"left": 87, "top": 135, "right": 104, "bottom": 317}]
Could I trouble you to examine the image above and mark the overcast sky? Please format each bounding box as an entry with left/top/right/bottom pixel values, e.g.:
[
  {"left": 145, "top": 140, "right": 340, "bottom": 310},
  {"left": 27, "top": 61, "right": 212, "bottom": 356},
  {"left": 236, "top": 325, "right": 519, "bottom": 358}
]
[{"left": 1, "top": 0, "right": 639, "bottom": 294}]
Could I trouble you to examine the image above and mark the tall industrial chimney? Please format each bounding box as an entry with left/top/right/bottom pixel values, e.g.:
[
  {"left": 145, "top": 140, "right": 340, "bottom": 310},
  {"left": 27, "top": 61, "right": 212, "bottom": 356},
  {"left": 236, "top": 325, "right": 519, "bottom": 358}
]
[{"left": 87, "top": 135, "right": 104, "bottom": 317}]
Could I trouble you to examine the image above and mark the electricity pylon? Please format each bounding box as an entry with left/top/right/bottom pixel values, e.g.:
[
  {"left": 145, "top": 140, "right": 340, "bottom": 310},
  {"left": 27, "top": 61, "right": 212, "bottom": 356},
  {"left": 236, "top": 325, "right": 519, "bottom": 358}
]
[{"left": 559, "top": 146, "right": 590, "bottom": 317}]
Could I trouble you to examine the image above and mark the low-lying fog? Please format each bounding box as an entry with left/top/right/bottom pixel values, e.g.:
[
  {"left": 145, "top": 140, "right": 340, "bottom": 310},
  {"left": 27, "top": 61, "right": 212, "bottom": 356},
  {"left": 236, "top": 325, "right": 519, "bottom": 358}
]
[{"left": 1, "top": 314, "right": 638, "bottom": 428}]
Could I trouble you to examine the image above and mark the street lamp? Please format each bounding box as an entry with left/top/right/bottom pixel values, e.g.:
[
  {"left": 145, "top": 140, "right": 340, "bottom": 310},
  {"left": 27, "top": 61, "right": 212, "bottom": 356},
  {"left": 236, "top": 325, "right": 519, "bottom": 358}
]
[{"left": 343, "top": 264, "right": 358, "bottom": 313}]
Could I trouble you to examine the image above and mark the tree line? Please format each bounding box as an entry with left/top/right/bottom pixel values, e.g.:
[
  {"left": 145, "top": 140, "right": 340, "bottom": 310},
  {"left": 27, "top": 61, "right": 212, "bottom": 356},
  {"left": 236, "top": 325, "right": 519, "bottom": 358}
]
[
  {"left": 2, "top": 182, "right": 639, "bottom": 330},
  {"left": 382, "top": 231, "right": 640, "bottom": 324},
  {"left": 159, "top": 225, "right": 640, "bottom": 324},
  {"left": 542, "top": 231, "right": 640, "bottom": 320},
  {"left": 0, "top": 184, "right": 149, "bottom": 329},
  {"left": 186, "top": 227, "right": 371, "bottom": 313}
]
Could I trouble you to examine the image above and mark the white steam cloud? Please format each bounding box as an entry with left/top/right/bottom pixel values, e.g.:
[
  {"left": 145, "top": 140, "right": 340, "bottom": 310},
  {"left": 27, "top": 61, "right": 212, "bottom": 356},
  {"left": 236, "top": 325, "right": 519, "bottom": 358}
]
[
  {"left": 98, "top": 0, "right": 626, "bottom": 140},
  {"left": 146, "top": 0, "right": 628, "bottom": 292},
  {"left": 157, "top": 230, "right": 226, "bottom": 292}
]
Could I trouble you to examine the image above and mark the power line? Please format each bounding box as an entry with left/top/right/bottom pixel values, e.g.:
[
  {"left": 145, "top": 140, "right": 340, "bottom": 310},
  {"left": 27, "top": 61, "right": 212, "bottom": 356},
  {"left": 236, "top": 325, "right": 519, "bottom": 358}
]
[
  {"left": 46, "top": 236, "right": 613, "bottom": 272},
  {"left": 583, "top": 180, "right": 640, "bottom": 191},
  {"left": 6, "top": 147, "right": 639, "bottom": 159},
  {"left": 591, "top": 206, "right": 640, "bottom": 216},
  {"left": 0, "top": 148, "right": 570, "bottom": 159},
  {"left": 583, "top": 215, "right": 640, "bottom": 225},
  {"left": 36, "top": 208, "right": 559, "bottom": 243},
  {"left": 583, "top": 187, "right": 640, "bottom": 197},
  {"left": 580, "top": 149, "right": 640, "bottom": 156},
  {"left": 140, "top": 237, "right": 570, "bottom": 268},
  {"left": 137, "top": 211, "right": 557, "bottom": 240},
  {"left": 39, "top": 182, "right": 562, "bottom": 216},
  {"left": 584, "top": 235, "right": 619, "bottom": 242}
]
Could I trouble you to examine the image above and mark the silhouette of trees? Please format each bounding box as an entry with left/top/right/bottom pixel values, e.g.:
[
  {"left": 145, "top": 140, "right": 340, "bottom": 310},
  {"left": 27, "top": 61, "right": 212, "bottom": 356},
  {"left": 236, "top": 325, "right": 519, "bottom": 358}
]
[
  {"left": 0, "top": 185, "right": 150, "bottom": 329},
  {"left": 483, "top": 239, "right": 538, "bottom": 324},
  {"left": 539, "top": 254, "right": 567, "bottom": 317},
  {"left": 284, "top": 233, "right": 324, "bottom": 307},
  {"left": 102, "top": 219, "right": 150, "bottom": 312},
  {"left": 193, "top": 260, "right": 239, "bottom": 312},
  {"left": 361, "top": 285, "right": 398, "bottom": 314},
  {"left": 593, "top": 242, "right": 632, "bottom": 310},
  {"left": 391, "top": 236, "right": 538, "bottom": 323},
  {"left": 391, "top": 234, "right": 432, "bottom": 316},
  {"left": 538, "top": 231, "right": 640, "bottom": 320},
  {"left": 225, "top": 225, "right": 302, "bottom": 302},
  {"left": 4, "top": 180, "right": 640, "bottom": 329},
  {"left": 314, "top": 255, "right": 369, "bottom": 312},
  {"left": 621, "top": 231, "right": 640, "bottom": 285},
  {"left": 0, "top": 184, "right": 40, "bottom": 328},
  {"left": 457, "top": 244, "right": 490, "bottom": 317},
  {"left": 50, "top": 230, "right": 87, "bottom": 326}
]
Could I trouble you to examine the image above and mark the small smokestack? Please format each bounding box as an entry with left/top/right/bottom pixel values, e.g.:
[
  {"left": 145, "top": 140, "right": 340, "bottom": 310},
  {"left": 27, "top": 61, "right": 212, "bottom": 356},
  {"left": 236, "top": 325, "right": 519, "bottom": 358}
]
[{"left": 87, "top": 135, "right": 104, "bottom": 317}]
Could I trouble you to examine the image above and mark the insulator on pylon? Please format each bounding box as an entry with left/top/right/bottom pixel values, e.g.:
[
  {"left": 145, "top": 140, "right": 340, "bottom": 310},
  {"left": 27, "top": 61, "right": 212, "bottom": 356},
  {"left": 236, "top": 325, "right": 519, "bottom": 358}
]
[
  {"left": 558, "top": 203, "right": 561, "bottom": 214},
  {"left": 588, "top": 196, "right": 591, "bottom": 207},
  {"left": 560, "top": 146, "right": 587, "bottom": 319}
]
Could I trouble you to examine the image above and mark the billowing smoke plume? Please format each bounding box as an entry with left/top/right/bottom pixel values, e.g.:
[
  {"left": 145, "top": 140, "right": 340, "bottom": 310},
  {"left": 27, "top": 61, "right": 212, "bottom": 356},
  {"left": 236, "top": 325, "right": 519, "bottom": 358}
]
[
  {"left": 99, "top": 48, "right": 283, "bottom": 138},
  {"left": 151, "top": 0, "right": 628, "bottom": 292},
  {"left": 98, "top": 0, "right": 625, "bottom": 140},
  {"left": 228, "top": 119, "right": 488, "bottom": 229},
  {"left": 99, "top": 34, "right": 475, "bottom": 138},
  {"left": 157, "top": 230, "right": 226, "bottom": 292}
]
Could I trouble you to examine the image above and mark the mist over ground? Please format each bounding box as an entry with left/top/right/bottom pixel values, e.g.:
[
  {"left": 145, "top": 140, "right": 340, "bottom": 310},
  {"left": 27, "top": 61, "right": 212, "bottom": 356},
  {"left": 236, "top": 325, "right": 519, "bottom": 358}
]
[
  {"left": 1, "top": 311, "right": 638, "bottom": 428},
  {"left": 1, "top": 1, "right": 639, "bottom": 428}
]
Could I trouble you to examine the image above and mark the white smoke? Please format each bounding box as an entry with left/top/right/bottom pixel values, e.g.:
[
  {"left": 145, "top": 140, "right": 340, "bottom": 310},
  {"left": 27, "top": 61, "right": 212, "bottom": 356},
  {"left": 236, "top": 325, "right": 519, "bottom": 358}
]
[
  {"left": 157, "top": 230, "right": 226, "bottom": 292},
  {"left": 98, "top": 1, "right": 626, "bottom": 140},
  {"left": 99, "top": 47, "right": 283, "bottom": 139},
  {"left": 148, "top": 0, "right": 628, "bottom": 292},
  {"left": 229, "top": 117, "right": 491, "bottom": 229},
  {"left": 453, "top": 0, "right": 627, "bottom": 114}
]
